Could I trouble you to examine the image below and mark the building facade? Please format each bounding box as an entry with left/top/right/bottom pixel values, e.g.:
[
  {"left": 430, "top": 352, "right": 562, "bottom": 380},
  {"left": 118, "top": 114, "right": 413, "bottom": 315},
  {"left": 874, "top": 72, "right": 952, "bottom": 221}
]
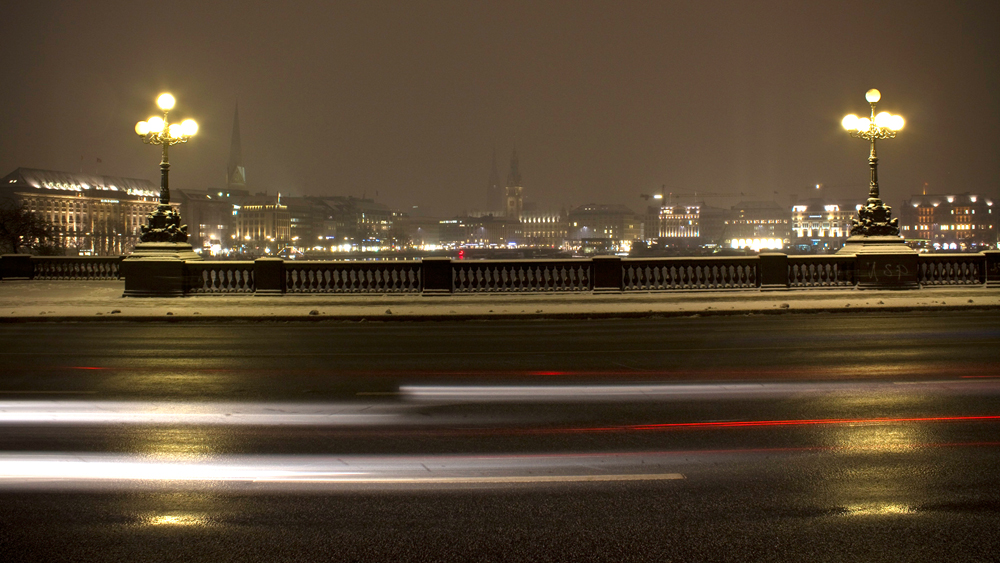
[
  {"left": 567, "top": 203, "right": 642, "bottom": 252},
  {"left": 897, "top": 193, "right": 996, "bottom": 250},
  {"left": 233, "top": 195, "right": 291, "bottom": 253},
  {"left": 658, "top": 204, "right": 702, "bottom": 246},
  {"left": 724, "top": 200, "right": 791, "bottom": 251},
  {"left": 1, "top": 167, "right": 163, "bottom": 255},
  {"left": 790, "top": 198, "right": 860, "bottom": 252},
  {"left": 519, "top": 211, "right": 568, "bottom": 248},
  {"left": 175, "top": 188, "right": 247, "bottom": 254}
]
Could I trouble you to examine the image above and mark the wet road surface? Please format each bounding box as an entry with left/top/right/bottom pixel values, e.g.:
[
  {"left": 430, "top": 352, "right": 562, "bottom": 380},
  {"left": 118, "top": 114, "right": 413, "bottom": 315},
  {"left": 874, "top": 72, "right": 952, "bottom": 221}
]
[{"left": 1, "top": 312, "right": 999, "bottom": 561}]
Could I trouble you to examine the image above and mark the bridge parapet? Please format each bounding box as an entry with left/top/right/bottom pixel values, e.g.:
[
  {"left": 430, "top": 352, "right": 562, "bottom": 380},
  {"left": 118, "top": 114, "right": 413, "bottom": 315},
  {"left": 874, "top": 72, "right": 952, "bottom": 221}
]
[{"left": 3, "top": 252, "right": 996, "bottom": 296}]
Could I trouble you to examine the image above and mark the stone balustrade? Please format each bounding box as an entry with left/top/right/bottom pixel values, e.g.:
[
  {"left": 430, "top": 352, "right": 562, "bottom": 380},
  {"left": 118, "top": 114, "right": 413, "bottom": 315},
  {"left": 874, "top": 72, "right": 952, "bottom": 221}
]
[{"left": 3, "top": 251, "right": 999, "bottom": 295}]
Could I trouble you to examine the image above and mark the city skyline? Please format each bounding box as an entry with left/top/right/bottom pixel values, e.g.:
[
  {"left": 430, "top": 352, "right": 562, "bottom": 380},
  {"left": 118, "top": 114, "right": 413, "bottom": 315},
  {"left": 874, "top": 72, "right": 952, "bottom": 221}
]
[{"left": 1, "top": 1, "right": 997, "bottom": 217}]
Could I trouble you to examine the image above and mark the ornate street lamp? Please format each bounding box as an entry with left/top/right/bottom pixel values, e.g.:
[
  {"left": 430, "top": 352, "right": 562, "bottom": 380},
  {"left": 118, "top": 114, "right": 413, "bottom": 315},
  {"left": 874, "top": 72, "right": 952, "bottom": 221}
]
[
  {"left": 134, "top": 93, "right": 198, "bottom": 245},
  {"left": 839, "top": 89, "right": 906, "bottom": 248}
]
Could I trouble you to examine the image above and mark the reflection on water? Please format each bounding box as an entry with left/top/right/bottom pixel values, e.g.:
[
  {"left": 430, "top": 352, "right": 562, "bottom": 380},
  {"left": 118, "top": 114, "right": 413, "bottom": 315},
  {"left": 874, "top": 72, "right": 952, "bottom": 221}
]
[
  {"left": 129, "top": 428, "right": 222, "bottom": 458},
  {"left": 829, "top": 425, "right": 925, "bottom": 453},
  {"left": 841, "top": 504, "right": 915, "bottom": 516},
  {"left": 144, "top": 513, "right": 210, "bottom": 526},
  {"left": 98, "top": 371, "right": 247, "bottom": 399}
]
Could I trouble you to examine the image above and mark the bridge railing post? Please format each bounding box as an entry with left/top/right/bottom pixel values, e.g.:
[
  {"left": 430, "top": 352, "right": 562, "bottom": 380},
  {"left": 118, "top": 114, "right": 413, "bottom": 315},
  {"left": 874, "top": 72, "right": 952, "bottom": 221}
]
[
  {"left": 758, "top": 253, "right": 789, "bottom": 290},
  {"left": 421, "top": 257, "right": 453, "bottom": 294},
  {"left": 254, "top": 257, "right": 286, "bottom": 295},
  {"left": 0, "top": 254, "right": 34, "bottom": 280},
  {"left": 121, "top": 259, "right": 187, "bottom": 297},
  {"left": 984, "top": 250, "right": 1000, "bottom": 287},
  {"left": 592, "top": 256, "right": 622, "bottom": 292}
]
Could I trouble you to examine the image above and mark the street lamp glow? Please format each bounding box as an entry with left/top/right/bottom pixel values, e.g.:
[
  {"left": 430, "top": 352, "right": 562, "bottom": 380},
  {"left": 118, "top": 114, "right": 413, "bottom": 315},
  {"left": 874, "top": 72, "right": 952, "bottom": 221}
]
[
  {"left": 841, "top": 114, "right": 859, "bottom": 130},
  {"left": 181, "top": 119, "right": 198, "bottom": 136},
  {"left": 156, "top": 93, "right": 176, "bottom": 110},
  {"left": 840, "top": 88, "right": 905, "bottom": 242},
  {"left": 133, "top": 91, "right": 198, "bottom": 247},
  {"left": 147, "top": 116, "right": 165, "bottom": 133}
]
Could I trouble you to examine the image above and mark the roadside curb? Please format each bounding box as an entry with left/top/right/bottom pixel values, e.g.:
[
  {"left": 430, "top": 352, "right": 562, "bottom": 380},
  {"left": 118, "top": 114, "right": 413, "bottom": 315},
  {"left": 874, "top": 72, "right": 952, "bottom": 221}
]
[{"left": 3, "top": 303, "right": 998, "bottom": 323}]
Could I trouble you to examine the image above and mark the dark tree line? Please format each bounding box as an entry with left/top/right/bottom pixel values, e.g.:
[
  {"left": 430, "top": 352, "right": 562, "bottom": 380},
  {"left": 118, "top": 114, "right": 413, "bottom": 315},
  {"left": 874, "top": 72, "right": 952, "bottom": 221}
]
[{"left": 0, "top": 199, "right": 62, "bottom": 254}]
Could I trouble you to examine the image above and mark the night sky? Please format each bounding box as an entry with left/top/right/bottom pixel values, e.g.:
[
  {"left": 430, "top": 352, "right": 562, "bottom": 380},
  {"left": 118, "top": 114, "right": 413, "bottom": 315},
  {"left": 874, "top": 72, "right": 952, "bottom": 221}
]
[{"left": 1, "top": 0, "right": 997, "bottom": 216}]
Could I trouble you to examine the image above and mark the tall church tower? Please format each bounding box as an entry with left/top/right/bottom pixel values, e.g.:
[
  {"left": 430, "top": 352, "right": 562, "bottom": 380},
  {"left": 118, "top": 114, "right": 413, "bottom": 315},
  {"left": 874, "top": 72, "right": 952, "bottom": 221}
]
[
  {"left": 227, "top": 104, "right": 246, "bottom": 191},
  {"left": 504, "top": 148, "right": 524, "bottom": 219},
  {"left": 486, "top": 148, "right": 503, "bottom": 214}
]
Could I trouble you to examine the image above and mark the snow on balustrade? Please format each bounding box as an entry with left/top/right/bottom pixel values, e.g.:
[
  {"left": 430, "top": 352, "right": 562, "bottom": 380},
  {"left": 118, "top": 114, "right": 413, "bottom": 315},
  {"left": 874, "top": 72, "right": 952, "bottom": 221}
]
[
  {"left": 284, "top": 262, "right": 421, "bottom": 293},
  {"left": 788, "top": 257, "right": 854, "bottom": 288},
  {"left": 453, "top": 260, "right": 590, "bottom": 292},
  {"left": 32, "top": 257, "right": 121, "bottom": 280},
  {"left": 918, "top": 256, "right": 982, "bottom": 285},
  {"left": 188, "top": 262, "right": 255, "bottom": 293},
  {"left": 623, "top": 258, "right": 756, "bottom": 290}
]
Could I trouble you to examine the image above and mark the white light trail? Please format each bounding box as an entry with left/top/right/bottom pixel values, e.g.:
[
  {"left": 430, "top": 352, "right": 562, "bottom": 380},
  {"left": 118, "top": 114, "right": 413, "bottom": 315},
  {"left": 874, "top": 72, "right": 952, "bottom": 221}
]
[
  {"left": 0, "top": 452, "right": 684, "bottom": 490},
  {"left": 0, "top": 401, "right": 409, "bottom": 426},
  {"left": 400, "top": 379, "right": 1000, "bottom": 402}
]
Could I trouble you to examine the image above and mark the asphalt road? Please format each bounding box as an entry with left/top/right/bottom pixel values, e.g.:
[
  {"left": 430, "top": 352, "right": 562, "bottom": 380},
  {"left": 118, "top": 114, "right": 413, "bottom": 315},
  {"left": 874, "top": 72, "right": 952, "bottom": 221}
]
[{"left": 1, "top": 312, "right": 999, "bottom": 561}]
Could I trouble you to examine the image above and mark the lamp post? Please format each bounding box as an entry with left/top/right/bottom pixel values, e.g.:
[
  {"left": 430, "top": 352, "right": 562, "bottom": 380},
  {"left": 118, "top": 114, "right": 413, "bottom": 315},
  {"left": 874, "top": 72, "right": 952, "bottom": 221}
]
[
  {"left": 839, "top": 88, "right": 906, "bottom": 243},
  {"left": 134, "top": 93, "right": 198, "bottom": 245}
]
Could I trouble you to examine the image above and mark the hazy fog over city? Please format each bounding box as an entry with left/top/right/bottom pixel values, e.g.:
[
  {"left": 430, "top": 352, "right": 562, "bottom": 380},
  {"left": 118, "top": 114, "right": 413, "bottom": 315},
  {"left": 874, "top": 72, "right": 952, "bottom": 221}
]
[{"left": 0, "top": 0, "right": 997, "bottom": 216}]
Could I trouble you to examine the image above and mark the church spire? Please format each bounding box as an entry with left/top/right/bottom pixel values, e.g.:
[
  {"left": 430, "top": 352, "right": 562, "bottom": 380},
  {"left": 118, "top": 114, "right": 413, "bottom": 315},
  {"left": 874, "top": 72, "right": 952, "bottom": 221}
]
[
  {"left": 504, "top": 148, "right": 524, "bottom": 218},
  {"left": 486, "top": 146, "right": 502, "bottom": 213},
  {"left": 506, "top": 147, "right": 522, "bottom": 188},
  {"left": 227, "top": 104, "right": 246, "bottom": 189}
]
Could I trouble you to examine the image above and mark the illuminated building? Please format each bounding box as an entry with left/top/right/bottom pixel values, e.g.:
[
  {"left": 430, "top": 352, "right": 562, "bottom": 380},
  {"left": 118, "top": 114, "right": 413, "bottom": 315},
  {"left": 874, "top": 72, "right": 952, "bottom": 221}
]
[
  {"left": 790, "top": 198, "right": 860, "bottom": 252},
  {"left": 174, "top": 188, "right": 246, "bottom": 254},
  {"left": 659, "top": 204, "right": 701, "bottom": 241},
  {"left": 400, "top": 217, "right": 441, "bottom": 248},
  {"left": 233, "top": 194, "right": 290, "bottom": 254},
  {"left": 567, "top": 203, "right": 642, "bottom": 252},
  {"left": 724, "top": 200, "right": 791, "bottom": 251},
  {"left": 0, "top": 167, "right": 163, "bottom": 255},
  {"left": 656, "top": 203, "right": 730, "bottom": 248},
  {"left": 439, "top": 215, "right": 521, "bottom": 248},
  {"left": 897, "top": 193, "right": 996, "bottom": 251},
  {"left": 519, "top": 211, "right": 568, "bottom": 247}
]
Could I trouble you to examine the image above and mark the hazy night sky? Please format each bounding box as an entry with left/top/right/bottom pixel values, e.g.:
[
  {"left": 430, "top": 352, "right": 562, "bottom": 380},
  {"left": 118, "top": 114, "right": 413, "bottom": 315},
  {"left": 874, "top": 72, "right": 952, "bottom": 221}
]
[{"left": 1, "top": 0, "right": 997, "bottom": 216}]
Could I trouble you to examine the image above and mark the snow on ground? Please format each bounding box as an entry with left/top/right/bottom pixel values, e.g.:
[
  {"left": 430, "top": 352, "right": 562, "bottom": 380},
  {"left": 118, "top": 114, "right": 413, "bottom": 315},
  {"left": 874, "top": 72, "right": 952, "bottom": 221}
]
[{"left": 0, "top": 280, "right": 997, "bottom": 321}]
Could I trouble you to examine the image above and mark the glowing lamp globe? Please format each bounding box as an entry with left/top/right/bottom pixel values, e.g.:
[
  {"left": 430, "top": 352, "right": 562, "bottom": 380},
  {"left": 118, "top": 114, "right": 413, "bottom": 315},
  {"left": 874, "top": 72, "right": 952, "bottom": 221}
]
[
  {"left": 147, "top": 116, "right": 165, "bottom": 133},
  {"left": 865, "top": 89, "right": 881, "bottom": 103},
  {"left": 856, "top": 117, "right": 871, "bottom": 132},
  {"left": 135, "top": 121, "right": 149, "bottom": 135},
  {"left": 890, "top": 115, "right": 905, "bottom": 130},
  {"left": 156, "top": 93, "right": 176, "bottom": 110},
  {"left": 841, "top": 114, "right": 859, "bottom": 130},
  {"left": 875, "top": 111, "right": 892, "bottom": 128},
  {"left": 168, "top": 123, "right": 183, "bottom": 138},
  {"left": 181, "top": 119, "right": 198, "bottom": 136}
]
